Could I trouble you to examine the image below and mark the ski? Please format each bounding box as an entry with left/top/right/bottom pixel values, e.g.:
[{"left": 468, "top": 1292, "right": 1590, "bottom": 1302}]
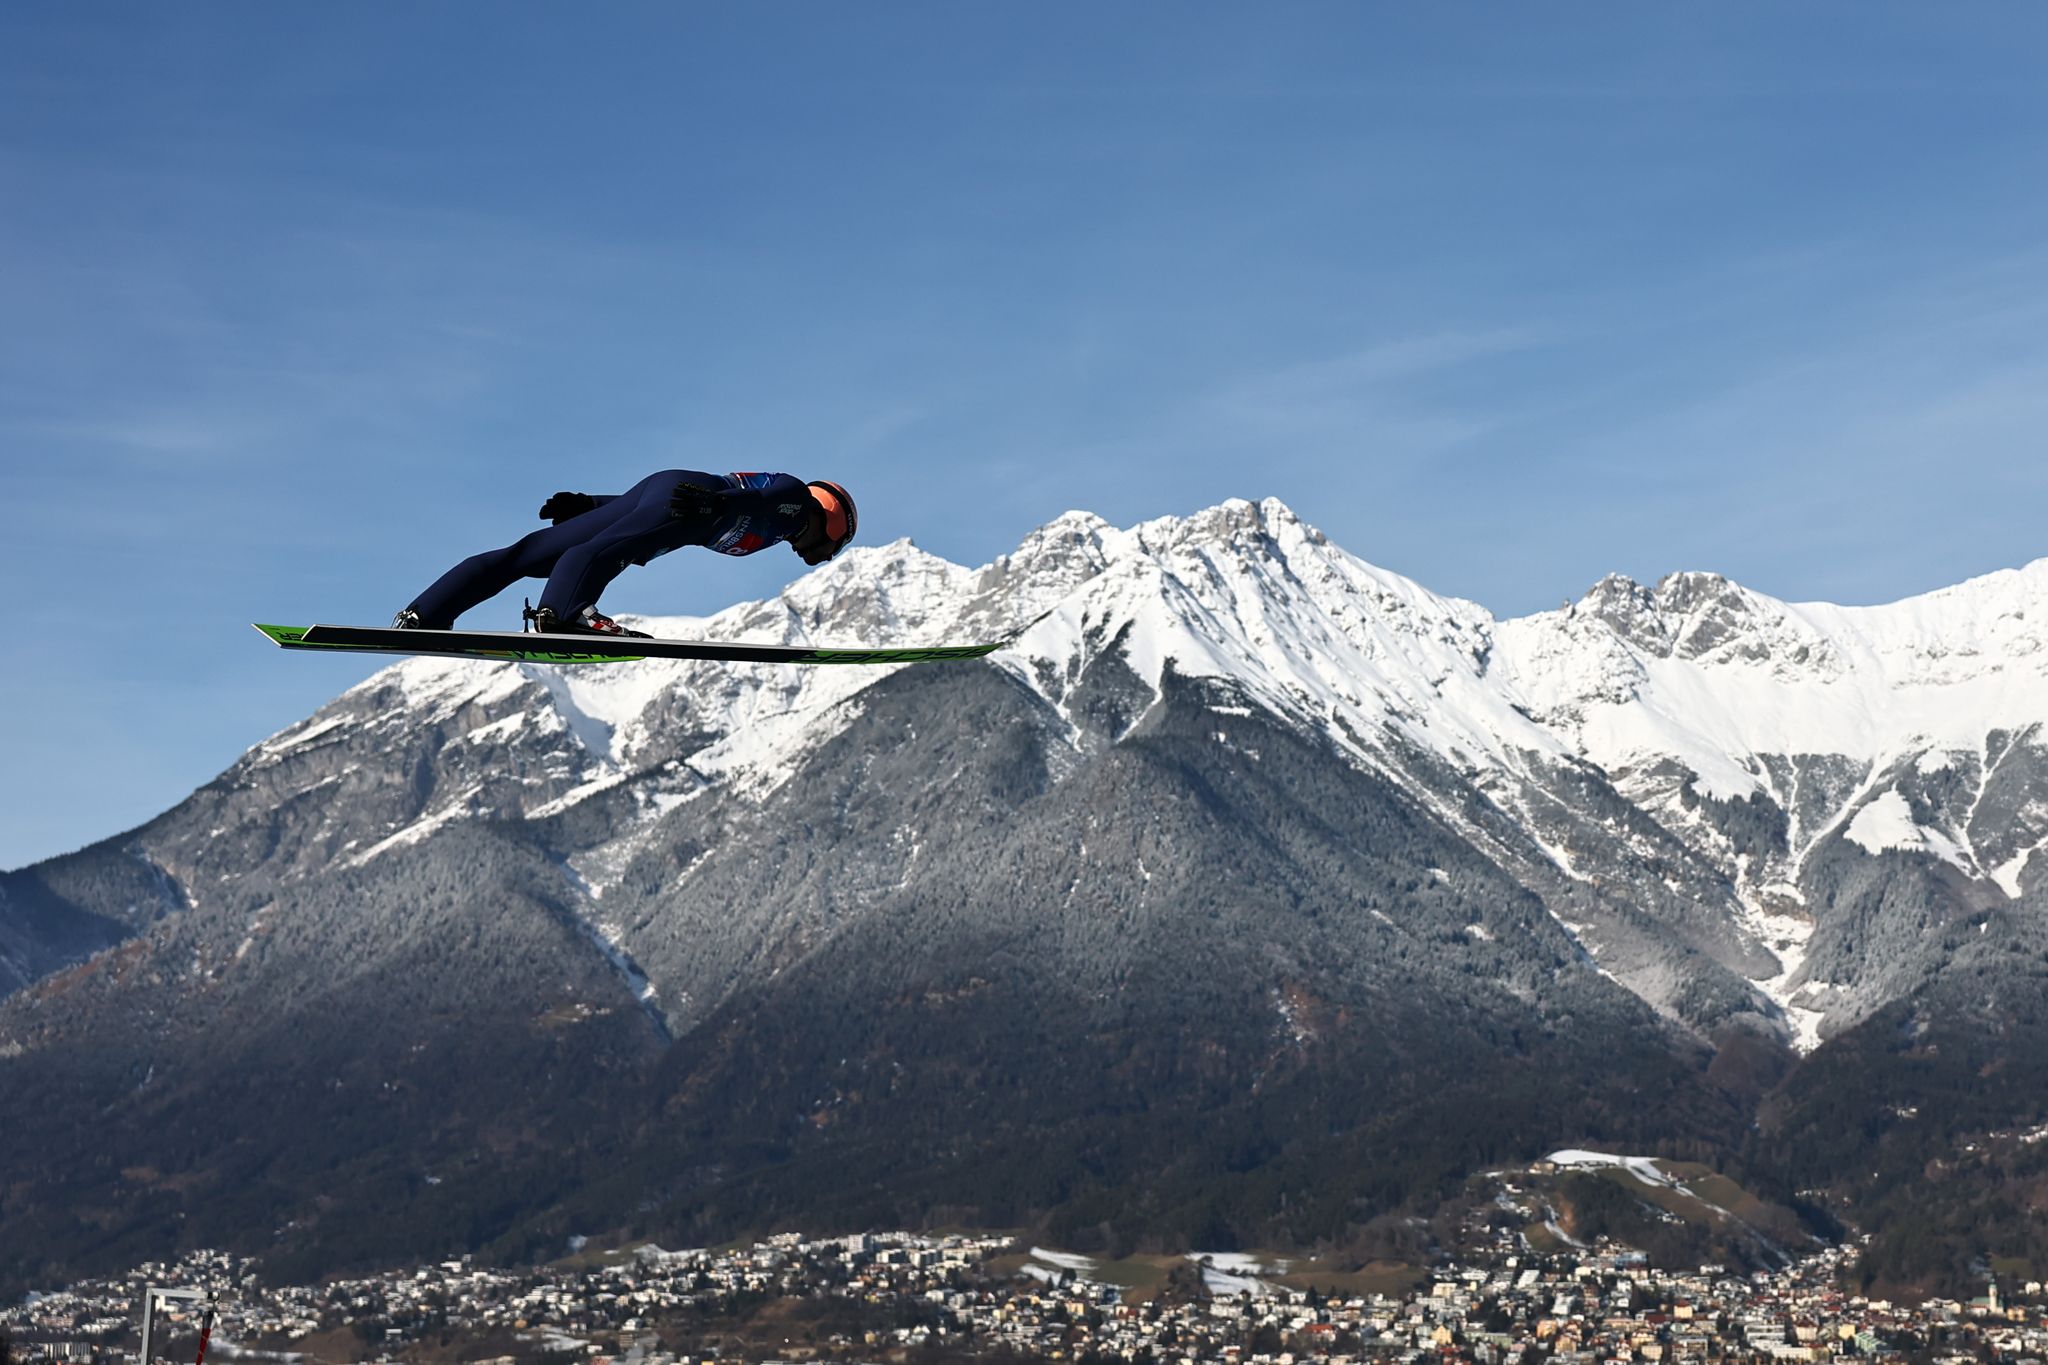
[{"left": 252, "top": 622, "right": 1007, "bottom": 666}]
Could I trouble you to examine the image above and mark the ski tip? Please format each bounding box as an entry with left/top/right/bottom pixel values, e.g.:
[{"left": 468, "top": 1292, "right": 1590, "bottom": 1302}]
[{"left": 252, "top": 623, "right": 309, "bottom": 647}]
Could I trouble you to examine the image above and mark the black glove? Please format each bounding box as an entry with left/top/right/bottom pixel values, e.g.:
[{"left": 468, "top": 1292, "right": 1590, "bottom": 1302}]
[
  {"left": 539, "top": 492, "right": 597, "bottom": 524},
  {"left": 790, "top": 512, "right": 835, "bottom": 565},
  {"left": 668, "top": 478, "right": 734, "bottom": 520}
]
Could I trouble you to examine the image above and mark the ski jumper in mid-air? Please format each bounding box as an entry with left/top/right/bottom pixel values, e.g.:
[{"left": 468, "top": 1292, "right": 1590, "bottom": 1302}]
[{"left": 394, "top": 471, "right": 857, "bottom": 638}]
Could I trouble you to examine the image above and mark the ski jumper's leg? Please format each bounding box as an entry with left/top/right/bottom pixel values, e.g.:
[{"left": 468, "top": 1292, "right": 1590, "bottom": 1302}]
[
  {"left": 403, "top": 496, "right": 645, "bottom": 629},
  {"left": 537, "top": 471, "right": 708, "bottom": 618}
]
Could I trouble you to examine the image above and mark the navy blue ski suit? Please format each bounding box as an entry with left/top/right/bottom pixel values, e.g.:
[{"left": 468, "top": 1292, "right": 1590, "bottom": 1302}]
[{"left": 404, "top": 470, "right": 815, "bottom": 629}]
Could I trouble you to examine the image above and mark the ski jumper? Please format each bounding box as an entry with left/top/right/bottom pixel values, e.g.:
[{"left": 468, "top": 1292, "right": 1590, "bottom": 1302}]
[{"left": 405, "top": 470, "right": 816, "bottom": 630}]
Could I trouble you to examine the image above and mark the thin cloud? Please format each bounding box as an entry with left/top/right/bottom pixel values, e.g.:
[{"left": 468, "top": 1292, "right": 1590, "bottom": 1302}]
[
  {"left": 1217, "top": 327, "right": 1547, "bottom": 407},
  {"left": 1200, "top": 327, "right": 1548, "bottom": 455}
]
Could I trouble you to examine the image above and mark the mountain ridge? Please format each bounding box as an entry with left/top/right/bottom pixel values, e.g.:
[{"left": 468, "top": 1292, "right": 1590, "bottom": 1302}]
[
  {"left": 14, "top": 497, "right": 2048, "bottom": 1039},
  {"left": 4, "top": 497, "right": 2047, "bottom": 1293}
]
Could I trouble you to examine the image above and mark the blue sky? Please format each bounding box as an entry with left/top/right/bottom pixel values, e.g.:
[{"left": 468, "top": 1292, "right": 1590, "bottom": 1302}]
[{"left": 5, "top": 4, "right": 2048, "bottom": 868}]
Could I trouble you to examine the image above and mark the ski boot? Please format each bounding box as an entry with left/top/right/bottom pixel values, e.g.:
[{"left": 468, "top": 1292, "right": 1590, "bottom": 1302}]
[{"left": 522, "top": 600, "right": 651, "bottom": 639}]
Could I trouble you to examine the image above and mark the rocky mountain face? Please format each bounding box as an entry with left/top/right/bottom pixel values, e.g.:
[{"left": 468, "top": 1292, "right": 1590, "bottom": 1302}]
[{"left": 5, "top": 499, "right": 2047, "bottom": 1293}]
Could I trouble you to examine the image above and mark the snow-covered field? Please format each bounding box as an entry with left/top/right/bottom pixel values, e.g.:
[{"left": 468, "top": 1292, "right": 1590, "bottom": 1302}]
[{"left": 1544, "top": 1149, "right": 1694, "bottom": 1195}]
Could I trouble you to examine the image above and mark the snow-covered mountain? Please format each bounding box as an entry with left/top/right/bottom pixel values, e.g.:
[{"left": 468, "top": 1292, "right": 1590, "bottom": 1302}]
[
  {"left": 214, "top": 497, "right": 2048, "bottom": 1050},
  {"left": 5, "top": 496, "right": 2046, "bottom": 1287}
]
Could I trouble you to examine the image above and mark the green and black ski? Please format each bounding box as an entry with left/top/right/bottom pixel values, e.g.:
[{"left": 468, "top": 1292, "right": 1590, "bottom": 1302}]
[{"left": 252, "top": 623, "right": 1007, "bottom": 667}]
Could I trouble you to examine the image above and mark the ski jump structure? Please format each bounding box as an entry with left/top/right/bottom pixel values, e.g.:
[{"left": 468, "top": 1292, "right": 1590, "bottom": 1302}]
[{"left": 138, "top": 1286, "right": 219, "bottom": 1365}]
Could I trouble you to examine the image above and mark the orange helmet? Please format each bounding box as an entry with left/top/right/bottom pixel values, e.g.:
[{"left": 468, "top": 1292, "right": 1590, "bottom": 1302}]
[{"left": 806, "top": 480, "right": 858, "bottom": 557}]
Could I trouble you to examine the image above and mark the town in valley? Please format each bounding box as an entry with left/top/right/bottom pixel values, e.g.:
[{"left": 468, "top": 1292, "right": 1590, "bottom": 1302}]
[{"left": 8, "top": 1222, "right": 2040, "bottom": 1365}]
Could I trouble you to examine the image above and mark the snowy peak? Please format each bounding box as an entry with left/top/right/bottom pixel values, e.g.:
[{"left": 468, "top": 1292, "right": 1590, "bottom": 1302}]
[
  {"left": 997, "top": 508, "right": 1120, "bottom": 576},
  {"left": 1654, "top": 571, "right": 1784, "bottom": 662},
  {"left": 258, "top": 504, "right": 2048, "bottom": 839},
  {"left": 774, "top": 538, "right": 980, "bottom": 639},
  {"left": 993, "top": 498, "right": 1532, "bottom": 775},
  {"left": 1129, "top": 495, "right": 1305, "bottom": 558},
  {"left": 1528, "top": 557, "right": 2048, "bottom": 768},
  {"left": 1566, "top": 571, "right": 1838, "bottom": 673},
  {"left": 1578, "top": 574, "right": 1669, "bottom": 656}
]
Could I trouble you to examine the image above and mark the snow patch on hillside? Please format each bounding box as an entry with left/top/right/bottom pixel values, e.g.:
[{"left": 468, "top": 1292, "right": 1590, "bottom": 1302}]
[
  {"left": 1993, "top": 835, "right": 2048, "bottom": 899},
  {"left": 1545, "top": 1149, "right": 1691, "bottom": 1194},
  {"left": 1844, "top": 790, "right": 1975, "bottom": 874},
  {"left": 346, "top": 787, "right": 483, "bottom": 867},
  {"left": 1190, "top": 1252, "right": 1291, "bottom": 1298}
]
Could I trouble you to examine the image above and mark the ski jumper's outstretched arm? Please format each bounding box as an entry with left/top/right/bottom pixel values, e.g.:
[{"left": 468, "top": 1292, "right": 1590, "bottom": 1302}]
[{"left": 539, "top": 491, "right": 618, "bottom": 523}]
